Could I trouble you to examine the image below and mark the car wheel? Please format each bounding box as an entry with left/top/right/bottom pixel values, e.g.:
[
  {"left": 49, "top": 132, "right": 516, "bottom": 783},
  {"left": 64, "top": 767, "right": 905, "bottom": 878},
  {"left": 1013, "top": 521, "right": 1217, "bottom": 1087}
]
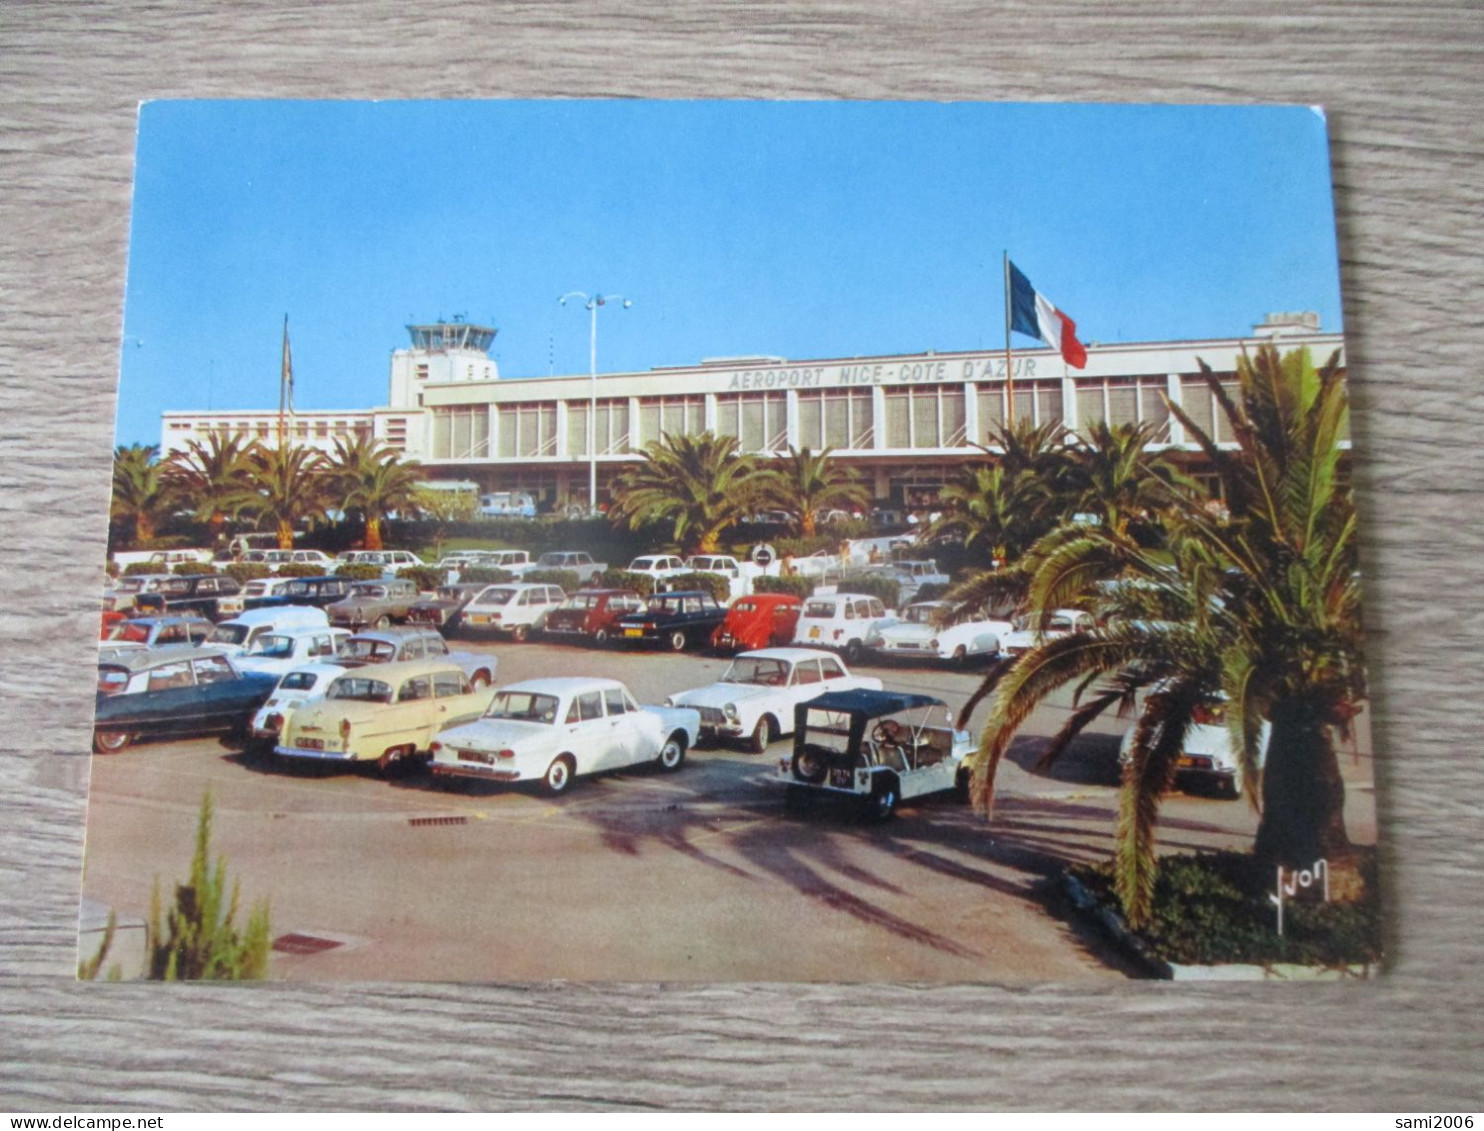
[
  {"left": 668, "top": 630, "right": 687, "bottom": 652},
  {"left": 954, "top": 767, "right": 971, "bottom": 803},
  {"left": 658, "top": 733, "right": 687, "bottom": 772},
  {"left": 543, "top": 754, "right": 576, "bottom": 795},
  {"left": 749, "top": 715, "right": 775, "bottom": 755},
  {"left": 93, "top": 729, "right": 133, "bottom": 755},
  {"left": 512, "top": 625, "right": 530, "bottom": 644},
  {"left": 593, "top": 628, "right": 609, "bottom": 647},
  {"left": 843, "top": 639, "right": 864, "bottom": 663},
  {"left": 952, "top": 645, "right": 969, "bottom": 668},
  {"left": 470, "top": 670, "right": 491, "bottom": 689},
  {"left": 1226, "top": 775, "right": 1244, "bottom": 800},
  {"left": 375, "top": 615, "right": 392, "bottom": 629},
  {"left": 378, "top": 744, "right": 416, "bottom": 778},
  {"left": 867, "top": 775, "right": 899, "bottom": 822},
  {"left": 792, "top": 745, "right": 828, "bottom": 784}
]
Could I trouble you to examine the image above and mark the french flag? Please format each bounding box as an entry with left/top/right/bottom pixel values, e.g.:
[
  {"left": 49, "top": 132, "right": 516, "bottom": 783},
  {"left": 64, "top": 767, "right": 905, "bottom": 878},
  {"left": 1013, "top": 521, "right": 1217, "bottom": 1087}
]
[{"left": 1009, "top": 261, "right": 1088, "bottom": 369}]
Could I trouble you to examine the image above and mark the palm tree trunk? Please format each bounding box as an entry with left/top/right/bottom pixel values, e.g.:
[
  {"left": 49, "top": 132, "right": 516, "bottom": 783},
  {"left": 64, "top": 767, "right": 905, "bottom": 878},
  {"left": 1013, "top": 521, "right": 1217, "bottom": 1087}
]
[
  {"left": 1254, "top": 698, "right": 1358, "bottom": 895},
  {"left": 801, "top": 511, "right": 817, "bottom": 538},
  {"left": 276, "top": 518, "right": 294, "bottom": 551},
  {"left": 135, "top": 513, "right": 155, "bottom": 546},
  {"left": 364, "top": 515, "right": 383, "bottom": 551}
]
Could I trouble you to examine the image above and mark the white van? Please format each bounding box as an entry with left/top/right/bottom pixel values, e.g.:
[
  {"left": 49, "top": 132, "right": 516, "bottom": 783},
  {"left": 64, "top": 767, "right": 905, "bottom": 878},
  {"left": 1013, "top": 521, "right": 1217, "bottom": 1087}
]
[{"left": 202, "top": 606, "right": 331, "bottom": 655}]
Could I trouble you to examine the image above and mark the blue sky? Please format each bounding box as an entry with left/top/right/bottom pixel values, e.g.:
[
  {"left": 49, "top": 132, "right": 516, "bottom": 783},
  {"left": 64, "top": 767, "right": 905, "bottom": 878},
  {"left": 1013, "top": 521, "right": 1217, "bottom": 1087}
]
[{"left": 116, "top": 100, "right": 1343, "bottom": 446}]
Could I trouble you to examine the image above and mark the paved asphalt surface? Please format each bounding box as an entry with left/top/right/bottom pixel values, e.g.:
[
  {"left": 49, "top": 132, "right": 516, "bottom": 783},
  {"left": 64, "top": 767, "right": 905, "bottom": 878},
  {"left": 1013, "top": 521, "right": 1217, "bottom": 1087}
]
[{"left": 80, "top": 636, "right": 1377, "bottom": 983}]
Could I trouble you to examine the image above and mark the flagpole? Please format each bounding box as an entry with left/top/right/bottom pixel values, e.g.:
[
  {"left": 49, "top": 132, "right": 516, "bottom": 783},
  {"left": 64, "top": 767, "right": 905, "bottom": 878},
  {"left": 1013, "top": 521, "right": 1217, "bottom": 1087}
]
[
  {"left": 1003, "top": 251, "right": 1015, "bottom": 430},
  {"left": 278, "top": 314, "right": 288, "bottom": 449}
]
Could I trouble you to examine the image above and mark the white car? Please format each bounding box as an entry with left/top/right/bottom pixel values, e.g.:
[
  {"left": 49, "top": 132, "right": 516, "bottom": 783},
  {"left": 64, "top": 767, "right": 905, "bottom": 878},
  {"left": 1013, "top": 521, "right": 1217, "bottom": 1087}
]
[
  {"left": 867, "top": 601, "right": 1014, "bottom": 666},
  {"left": 201, "top": 606, "right": 333, "bottom": 656},
  {"left": 232, "top": 625, "right": 352, "bottom": 677},
  {"left": 1118, "top": 699, "right": 1271, "bottom": 799},
  {"left": 999, "top": 609, "right": 1098, "bottom": 658},
  {"left": 791, "top": 593, "right": 894, "bottom": 663},
  {"left": 459, "top": 583, "right": 566, "bottom": 642},
  {"left": 218, "top": 575, "right": 297, "bottom": 618},
  {"left": 248, "top": 661, "right": 348, "bottom": 746},
  {"left": 626, "top": 555, "right": 689, "bottom": 583},
  {"left": 101, "top": 573, "right": 173, "bottom": 615},
  {"left": 878, "top": 559, "right": 951, "bottom": 603},
  {"left": 666, "top": 647, "right": 882, "bottom": 753},
  {"left": 428, "top": 677, "right": 701, "bottom": 795}
]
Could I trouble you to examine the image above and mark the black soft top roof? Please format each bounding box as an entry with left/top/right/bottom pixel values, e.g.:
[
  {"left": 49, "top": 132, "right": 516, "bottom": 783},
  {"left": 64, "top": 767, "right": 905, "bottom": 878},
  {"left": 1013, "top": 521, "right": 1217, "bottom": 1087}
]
[{"left": 798, "top": 689, "right": 946, "bottom": 719}]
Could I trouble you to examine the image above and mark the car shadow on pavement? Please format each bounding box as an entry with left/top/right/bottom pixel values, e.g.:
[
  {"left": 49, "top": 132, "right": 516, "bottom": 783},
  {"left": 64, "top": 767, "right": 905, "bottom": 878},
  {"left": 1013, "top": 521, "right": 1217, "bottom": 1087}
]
[{"left": 1002, "top": 732, "right": 1123, "bottom": 787}]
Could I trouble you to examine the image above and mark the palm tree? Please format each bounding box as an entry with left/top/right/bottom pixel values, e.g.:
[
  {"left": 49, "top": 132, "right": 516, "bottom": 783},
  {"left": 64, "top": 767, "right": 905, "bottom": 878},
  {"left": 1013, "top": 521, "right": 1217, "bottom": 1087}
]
[
  {"left": 953, "top": 344, "right": 1365, "bottom": 925},
  {"left": 1065, "top": 419, "right": 1195, "bottom": 539},
  {"left": 323, "top": 435, "right": 423, "bottom": 551},
  {"left": 762, "top": 446, "right": 869, "bottom": 537},
  {"left": 163, "top": 433, "right": 258, "bottom": 541},
  {"left": 110, "top": 443, "right": 173, "bottom": 547},
  {"left": 245, "top": 443, "right": 328, "bottom": 549},
  {"left": 610, "top": 431, "right": 773, "bottom": 554}
]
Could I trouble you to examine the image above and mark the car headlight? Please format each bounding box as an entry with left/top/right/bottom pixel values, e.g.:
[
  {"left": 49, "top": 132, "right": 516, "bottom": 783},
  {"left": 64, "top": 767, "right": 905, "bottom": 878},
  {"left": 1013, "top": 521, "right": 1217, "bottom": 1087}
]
[
  {"left": 724, "top": 703, "right": 738, "bottom": 720},
  {"left": 929, "top": 638, "right": 940, "bottom": 649},
  {"left": 663, "top": 696, "right": 674, "bottom": 707}
]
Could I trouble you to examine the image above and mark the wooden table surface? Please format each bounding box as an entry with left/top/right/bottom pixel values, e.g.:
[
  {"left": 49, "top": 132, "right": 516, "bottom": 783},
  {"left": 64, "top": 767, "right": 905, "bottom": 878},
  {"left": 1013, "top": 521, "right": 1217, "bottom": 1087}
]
[{"left": 3, "top": 1, "right": 1481, "bottom": 1111}]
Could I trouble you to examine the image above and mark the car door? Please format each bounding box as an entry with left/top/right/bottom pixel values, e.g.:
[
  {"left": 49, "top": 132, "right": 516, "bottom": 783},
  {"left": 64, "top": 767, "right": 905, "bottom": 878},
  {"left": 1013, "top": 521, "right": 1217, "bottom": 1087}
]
[
  {"left": 562, "top": 689, "right": 624, "bottom": 774},
  {"left": 432, "top": 670, "right": 486, "bottom": 730},
  {"left": 602, "top": 685, "right": 651, "bottom": 768}
]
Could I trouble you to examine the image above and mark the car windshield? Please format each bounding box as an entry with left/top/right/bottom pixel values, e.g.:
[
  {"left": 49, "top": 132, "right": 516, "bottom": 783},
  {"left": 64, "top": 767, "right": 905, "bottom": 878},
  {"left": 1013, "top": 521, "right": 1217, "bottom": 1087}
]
[
  {"left": 207, "top": 623, "right": 249, "bottom": 645},
  {"left": 560, "top": 594, "right": 597, "bottom": 610},
  {"left": 905, "top": 605, "right": 937, "bottom": 625},
  {"left": 248, "top": 634, "right": 295, "bottom": 658},
  {"left": 278, "top": 671, "right": 320, "bottom": 693},
  {"left": 477, "top": 587, "right": 516, "bottom": 606},
  {"left": 339, "top": 638, "right": 396, "bottom": 662},
  {"left": 352, "top": 584, "right": 387, "bottom": 598},
  {"left": 159, "top": 578, "right": 193, "bottom": 595},
  {"left": 97, "top": 667, "right": 129, "bottom": 696},
  {"left": 327, "top": 677, "right": 392, "bottom": 703},
  {"left": 803, "top": 600, "right": 838, "bottom": 618},
  {"left": 646, "top": 597, "right": 681, "bottom": 613},
  {"left": 536, "top": 554, "right": 565, "bottom": 567},
  {"left": 732, "top": 601, "right": 756, "bottom": 614},
  {"left": 485, "top": 691, "right": 559, "bottom": 723},
  {"left": 721, "top": 658, "right": 789, "bottom": 686},
  {"left": 107, "top": 622, "right": 152, "bottom": 643}
]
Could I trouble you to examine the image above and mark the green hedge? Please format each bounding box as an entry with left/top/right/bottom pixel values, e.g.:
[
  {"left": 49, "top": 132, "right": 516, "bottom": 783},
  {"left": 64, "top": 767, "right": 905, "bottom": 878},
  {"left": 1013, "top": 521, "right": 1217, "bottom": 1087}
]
[
  {"left": 396, "top": 566, "right": 447, "bottom": 593},
  {"left": 459, "top": 566, "right": 515, "bottom": 585},
  {"left": 754, "top": 574, "right": 816, "bottom": 599},
  {"left": 222, "top": 563, "right": 272, "bottom": 584},
  {"left": 171, "top": 562, "right": 218, "bottom": 576},
  {"left": 521, "top": 568, "right": 580, "bottom": 593},
  {"left": 335, "top": 563, "right": 385, "bottom": 582},
  {"left": 837, "top": 572, "right": 901, "bottom": 610},
  {"left": 593, "top": 568, "right": 655, "bottom": 598},
  {"left": 275, "top": 563, "right": 325, "bottom": 579},
  {"left": 122, "top": 562, "right": 161, "bottom": 577},
  {"left": 660, "top": 571, "right": 731, "bottom": 604}
]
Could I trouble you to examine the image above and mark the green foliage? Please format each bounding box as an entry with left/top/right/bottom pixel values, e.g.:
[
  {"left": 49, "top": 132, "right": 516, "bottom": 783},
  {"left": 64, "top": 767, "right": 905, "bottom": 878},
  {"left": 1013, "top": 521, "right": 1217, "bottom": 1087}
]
[
  {"left": 913, "top": 581, "right": 950, "bottom": 603},
  {"left": 147, "top": 792, "right": 271, "bottom": 981},
  {"left": 837, "top": 572, "right": 901, "bottom": 609},
  {"left": 123, "top": 561, "right": 164, "bottom": 577},
  {"left": 459, "top": 566, "right": 515, "bottom": 586},
  {"left": 757, "top": 446, "right": 871, "bottom": 537},
  {"left": 77, "top": 909, "right": 117, "bottom": 981},
  {"left": 395, "top": 565, "right": 446, "bottom": 592},
  {"left": 522, "top": 568, "right": 580, "bottom": 593},
  {"left": 662, "top": 571, "right": 731, "bottom": 603},
  {"left": 171, "top": 561, "right": 217, "bottom": 576},
  {"left": 771, "top": 534, "right": 838, "bottom": 558},
  {"left": 247, "top": 443, "right": 330, "bottom": 549},
  {"left": 411, "top": 485, "right": 478, "bottom": 561},
  {"left": 324, "top": 436, "right": 423, "bottom": 551},
  {"left": 1070, "top": 849, "right": 1381, "bottom": 968},
  {"left": 275, "top": 563, "right": 324, "bottom": 579},
  {"left": 386, "top": 516, "right": 657, "bottom": 563},
  {"left": 754, "top": 574, "right": 816, "bottom": 599},
  {"left": 111, "top": 443, "right": 173, "bottom": 549},
  {"left": 610, "top": 431, "right": 775, "bottom": 554},
  {"left": 594, "top": 568, "right": 655, "bottom": 598},
  {"left": 335, "top": 563, "right": 384, "bottom": 581},
  {"left": 222, "top": 562, "right": 272, "bottom": 584}
]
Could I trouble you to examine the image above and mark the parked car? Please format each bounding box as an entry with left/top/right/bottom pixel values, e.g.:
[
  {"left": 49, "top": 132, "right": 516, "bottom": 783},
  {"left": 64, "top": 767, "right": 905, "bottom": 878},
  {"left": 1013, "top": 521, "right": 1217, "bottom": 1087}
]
[
  {"left": 1117, "top": 697, "right": 1271, "bottom": 799},
  {"left": 712, "top": 593, "right": 803, "bottom": 653},
  {"left": 478, "top": 490, "right": 537, "bottom": 518},
  {"left": 247, "top": 574, "right": 355, "bottom": 612},
  {"left": 336, "top": 549, "right": 426, "bottom": 579},
  {"left": 459, "top": 583, "right": 566, "bottom": 642},
  {"left": 541, "top": 588, "right": 646, "bottom": 646},
  {"left": 999, "top": 609, "right": 1098, "bottom": 658},
  {"left": 406, "top": 583, "right": 489, "bottom": 633},
  {"left": 202, "top": 606, "right": 332, "bottom": 656},
  {"left": 866, "top": 601, "right": 1014, "bottom": 666},
  {"left": 232, "top": 625, "right": 352, "bottom": 677},
  {"left": 335, "top": 627, "right": 496, "bottom": 688},
  {"left": 93, "top": 647, "right": 278, "bottom": 754},
  {"left": 666, "top": 647, "right": 882, "bottom": 753},
  {"left": 247, "top": 661, "right": 348, "bottom": 749},
  {"left": 112, "top": 548, "right": 214, "bottom": 571},
  {"left": 218, "top": 575, "right": 297, "bottom": 618},
  {"left": 101, "top": 573, "right": 173, "bottom": 616},
  {"left": 776, "top": 688, "right": 973, "bottom": 820},
  {"left": 614, "top": 589, "right": 727, "bottom": 652},
  {"left": 531, "top": 551, "right": 607, "bottom": 585},
  {"left": 274, "top": 659, "right": 496, "bottom": 775},
  {"left": 872, "top": 559, "right": 951, "bottom": 604},
  {"left": 428, "top": 677, "right": 700, "bottom": 794},
  {"left": 791, "top": 592, "right": 894, "bottom": 663},
  {"left": 152, "top": 573, "right": 244, "bottom": 621},
  {"left": 98, "top": 615, "right": 214, "bottom": 660},
  {"left": 325, "top": 578, "right": 422, "bottom": 629},
  {"left": 625, "top": 555, "right": 689, "bottom": 584}
]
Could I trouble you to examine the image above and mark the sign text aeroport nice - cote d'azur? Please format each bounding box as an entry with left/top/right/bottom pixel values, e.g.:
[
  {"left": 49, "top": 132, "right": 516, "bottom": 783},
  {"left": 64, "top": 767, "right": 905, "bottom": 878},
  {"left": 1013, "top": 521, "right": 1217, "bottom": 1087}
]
[{"left": 722, "top": 354, "right": 1042, "bottom": 391}]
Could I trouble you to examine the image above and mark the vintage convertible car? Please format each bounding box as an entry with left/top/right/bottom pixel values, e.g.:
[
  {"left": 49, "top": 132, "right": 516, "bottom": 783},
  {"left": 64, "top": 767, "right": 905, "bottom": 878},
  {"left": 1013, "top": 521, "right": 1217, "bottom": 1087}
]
[
  {"left": 274, "top": 659, "right": 495, "bottom": 775},
  {"left": 866, "top": 601, "right": 1014, "bottom": 666},
  {"left": 93, "top": 646, "right": 278, "bottom": 754},
  {"left": 665, "top": 647, "right": 881, "bottom": 753},
  {"left": 428, "top": 677, "right": 700, "bottom": 795},
  {"left": 776, "top": 688, "right": 973, "bottom": 820}
]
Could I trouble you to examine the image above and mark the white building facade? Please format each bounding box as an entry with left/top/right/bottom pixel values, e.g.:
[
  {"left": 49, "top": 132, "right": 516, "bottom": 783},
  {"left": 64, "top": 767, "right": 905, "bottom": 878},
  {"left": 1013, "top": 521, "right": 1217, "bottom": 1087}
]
[{"left": 161, "top": 313, "right": 1343, "bottom": 510}]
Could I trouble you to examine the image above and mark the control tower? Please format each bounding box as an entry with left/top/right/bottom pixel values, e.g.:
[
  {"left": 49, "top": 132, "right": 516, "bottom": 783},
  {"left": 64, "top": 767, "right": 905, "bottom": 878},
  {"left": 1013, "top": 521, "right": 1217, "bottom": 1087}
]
[{"left": 389, "top": 318, "right": 500, "bottom": 409}]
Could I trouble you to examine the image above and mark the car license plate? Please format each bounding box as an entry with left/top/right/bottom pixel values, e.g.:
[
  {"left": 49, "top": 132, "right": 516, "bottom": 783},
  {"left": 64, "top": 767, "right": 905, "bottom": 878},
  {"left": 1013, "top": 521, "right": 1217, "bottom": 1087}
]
[
  {"left": 625, "top": 628, "right": 643, "bottom": 638},
  {"left": 1177, "top": 756, "right": 1197, "bottom": 768},
  {"left": 469, "top": 614, "right": 489, "bottom": 624},
  {"left": 301, "top": 737, "right": 325, "bottom": 750},
  {"left": 829, "top": 768, "right": 853, "bottom": 788},
  {"left": 808, "top": 627, "right": 820, "bottom": 639},
  {"left": 457, "top": 749, "right": 492, "bottom": 764}
]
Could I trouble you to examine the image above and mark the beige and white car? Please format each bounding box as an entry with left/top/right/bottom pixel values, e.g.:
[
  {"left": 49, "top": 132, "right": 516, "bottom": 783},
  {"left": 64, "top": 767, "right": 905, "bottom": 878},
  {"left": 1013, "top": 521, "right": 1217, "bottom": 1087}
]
[{"left": 274, "top": 659, "right": 496, "bottom": 775}]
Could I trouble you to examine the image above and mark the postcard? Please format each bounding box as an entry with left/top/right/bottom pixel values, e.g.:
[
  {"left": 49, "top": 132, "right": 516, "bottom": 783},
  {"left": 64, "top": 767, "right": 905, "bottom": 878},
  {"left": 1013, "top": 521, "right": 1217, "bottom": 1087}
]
[{"left": 81, "top": 100, "right": 1378, "bottom": 982}]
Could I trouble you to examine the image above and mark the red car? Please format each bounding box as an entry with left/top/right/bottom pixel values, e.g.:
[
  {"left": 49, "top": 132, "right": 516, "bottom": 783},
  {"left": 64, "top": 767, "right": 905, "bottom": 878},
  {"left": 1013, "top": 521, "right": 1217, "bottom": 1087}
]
[
  {"left": 541, "top": 588, "right": 646, "bottom": 646},
  {"left": 712, "top": 593, "right": 803, "bottom": 653}
]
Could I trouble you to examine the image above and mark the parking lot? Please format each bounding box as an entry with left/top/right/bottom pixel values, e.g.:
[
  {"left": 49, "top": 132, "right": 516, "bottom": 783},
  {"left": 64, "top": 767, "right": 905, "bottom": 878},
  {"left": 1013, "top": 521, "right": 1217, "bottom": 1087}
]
[{"left": 80, "top": 637, "right": 1377, "bottom": 982}]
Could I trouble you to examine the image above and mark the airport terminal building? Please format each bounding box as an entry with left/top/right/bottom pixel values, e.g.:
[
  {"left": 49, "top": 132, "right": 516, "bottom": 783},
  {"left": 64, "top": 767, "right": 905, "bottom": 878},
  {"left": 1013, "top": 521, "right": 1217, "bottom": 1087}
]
[{"left": 161, "top": 313, "right": 1344, "bottom": 511}]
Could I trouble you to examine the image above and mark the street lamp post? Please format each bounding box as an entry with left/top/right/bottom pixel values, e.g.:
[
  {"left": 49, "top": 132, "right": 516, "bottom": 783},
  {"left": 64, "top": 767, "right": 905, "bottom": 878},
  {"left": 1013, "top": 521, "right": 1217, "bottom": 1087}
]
[{"left": 559, "top": 291, "right": 631, "bottom": 515}]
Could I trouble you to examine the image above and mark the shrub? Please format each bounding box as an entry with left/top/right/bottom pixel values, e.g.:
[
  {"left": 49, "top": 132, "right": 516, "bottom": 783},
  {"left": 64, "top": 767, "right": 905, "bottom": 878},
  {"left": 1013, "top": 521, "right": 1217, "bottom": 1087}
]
[
  {"left": 105, "top": 561, "right": 121, "bottom": 579},
  {"left": 275, "top": 563, "right": 324, "bottom": 579},
  {"left": 123, "top": 561, "right": 161, "bottom": 577},
  {"left": 222, "top": 563, "right": 272, "bottom": 585},
  {"left": 459, "top": 566, "right": 515, "bottom": 586},
  {"left": 396, "top": 565, "right": 446, "bottom": 593},
  {"left": 660, "top": 571, "right": 732, "bottom": 603},
  {"left": 773, "top": 534, "right": 838, "bottom": 559},
  {"left": 837, "top": 571, "right": 901, "bottom": 609},
  {"left": 754, "top": 574, "right": 816, "bottom": 599},
  {"left": 335, "top": 563, "right": 384, "bottom": 582},
  {"left": 522, "top": 568, "right": 580, "bottom": 593},
  {"left": 595, "top": 568, "right": 655, "bottom": 598},
  {"left": 172, "top": 561, "right": 218, "bottom": 576}
]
